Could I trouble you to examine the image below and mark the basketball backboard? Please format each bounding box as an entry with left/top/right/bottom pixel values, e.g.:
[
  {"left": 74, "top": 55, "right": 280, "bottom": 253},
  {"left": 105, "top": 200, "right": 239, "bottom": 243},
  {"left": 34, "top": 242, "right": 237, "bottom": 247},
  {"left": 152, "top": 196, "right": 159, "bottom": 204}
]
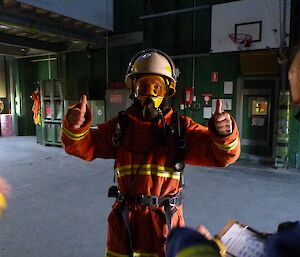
[{"left": 211, "top": 0, "right": 291, "bottom": 53}]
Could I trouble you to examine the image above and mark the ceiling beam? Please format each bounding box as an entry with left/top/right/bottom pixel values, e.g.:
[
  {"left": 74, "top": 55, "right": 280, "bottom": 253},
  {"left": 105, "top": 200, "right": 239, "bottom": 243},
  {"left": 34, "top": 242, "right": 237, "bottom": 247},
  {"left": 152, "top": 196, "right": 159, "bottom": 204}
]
[
  {"left": 0, "top": 43, "right": 29, "bottom": 56},
  {"left": 107, "top": 31, "right": 143, "bottom": 47},
  {"left": 0, "top": 5, "right": 106, "bottom": 46},
  {"left": 0, "top": 31, "right": 69, "bottom": 51}
]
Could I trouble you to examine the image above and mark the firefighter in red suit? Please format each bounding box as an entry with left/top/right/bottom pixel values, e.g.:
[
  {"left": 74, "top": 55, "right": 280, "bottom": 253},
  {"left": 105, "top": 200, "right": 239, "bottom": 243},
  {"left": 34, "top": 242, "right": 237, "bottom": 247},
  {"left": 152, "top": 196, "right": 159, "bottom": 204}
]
[{"left": 61, "top": 49, "right": 240, "bottom": 257}]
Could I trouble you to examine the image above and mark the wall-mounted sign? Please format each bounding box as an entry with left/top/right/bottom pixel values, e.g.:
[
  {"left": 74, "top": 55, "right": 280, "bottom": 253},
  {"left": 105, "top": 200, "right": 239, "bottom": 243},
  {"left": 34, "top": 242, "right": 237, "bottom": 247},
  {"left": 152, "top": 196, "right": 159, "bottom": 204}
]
[
  {"left": 203, "top": 107, "right": 212, "bottom": 119},
  {"left": 224, "top": 81, "right": 233, "bottom": 94},
  {"left": 251, "top": 117, "right": 265, "bottom": 126},
  {"left": 202, "top": 93, "right": 213, "bottom": 105},
  {"left": 110, "top": 94, "right": 123, "bottom": 103},
  {"left": 184, "top": 87, "right": 194, "bottom": 105},
  {"left": 211, "top": 98, "right": 232, "bottom": 113},
  {"left": 211, "top": 72, "right": 219, "bottom": 82},
  {"left": 252, "top": 100, "right": 268, "bottom": 115}
]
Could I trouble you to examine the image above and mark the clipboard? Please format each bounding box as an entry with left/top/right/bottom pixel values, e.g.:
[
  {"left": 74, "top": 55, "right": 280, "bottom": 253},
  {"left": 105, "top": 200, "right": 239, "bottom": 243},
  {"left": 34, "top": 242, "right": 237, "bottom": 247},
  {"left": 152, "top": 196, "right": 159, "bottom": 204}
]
[{"left": 215, "top": 220, "right": 266, "bottom": 257}]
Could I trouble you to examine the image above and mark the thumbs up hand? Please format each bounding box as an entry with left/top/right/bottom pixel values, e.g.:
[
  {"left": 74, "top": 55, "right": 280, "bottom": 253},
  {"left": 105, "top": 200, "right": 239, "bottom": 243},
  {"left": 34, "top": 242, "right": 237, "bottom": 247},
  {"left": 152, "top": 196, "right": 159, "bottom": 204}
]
[
  {"left": 213, "top": 99, "right": 233, "bottom": 136},
  {"left": 67, "top": 95, "right": 87, "bottom": 129}
]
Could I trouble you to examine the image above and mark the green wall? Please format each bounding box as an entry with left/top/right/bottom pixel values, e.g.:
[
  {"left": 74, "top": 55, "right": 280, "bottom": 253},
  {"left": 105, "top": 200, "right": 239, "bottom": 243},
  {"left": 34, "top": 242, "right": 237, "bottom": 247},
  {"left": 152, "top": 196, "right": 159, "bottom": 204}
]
[
  {"left": 173, "top": 54, "right": 239, "bottom": 124},
  {"left": 10, "top": 0, "right": 300, "bottom": 168},
  {"left": 12, "top": 56, "right": 57, "bottom": 136},
  {"left": 289, "top": 106, "right": 300, "bottom": 168}
]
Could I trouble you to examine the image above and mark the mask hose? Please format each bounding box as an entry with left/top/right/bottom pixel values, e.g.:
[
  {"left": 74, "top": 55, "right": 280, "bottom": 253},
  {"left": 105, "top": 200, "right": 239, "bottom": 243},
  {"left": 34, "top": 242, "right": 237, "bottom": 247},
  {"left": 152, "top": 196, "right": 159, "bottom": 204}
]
[{"left": 157, "top": 109, "right": 167, "bottom": 144}]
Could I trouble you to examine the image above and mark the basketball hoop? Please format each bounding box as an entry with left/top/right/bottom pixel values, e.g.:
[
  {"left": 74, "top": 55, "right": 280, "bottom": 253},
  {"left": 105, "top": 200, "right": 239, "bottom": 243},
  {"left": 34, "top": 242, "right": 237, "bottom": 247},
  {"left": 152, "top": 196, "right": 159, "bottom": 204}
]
[{"left": 229, "top": 33, "right": 252, "bottom": 51}]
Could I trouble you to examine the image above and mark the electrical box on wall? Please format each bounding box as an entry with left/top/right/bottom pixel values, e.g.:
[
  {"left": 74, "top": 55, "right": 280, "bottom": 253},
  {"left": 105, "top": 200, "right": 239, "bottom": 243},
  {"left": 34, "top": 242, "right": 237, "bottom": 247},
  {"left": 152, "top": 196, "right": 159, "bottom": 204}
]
[
  {"left": 184, "top": 87, "right": 193, "bottom": 105},
  {"left": 105, "top": 89, "right": 132, "bottom": 121}
]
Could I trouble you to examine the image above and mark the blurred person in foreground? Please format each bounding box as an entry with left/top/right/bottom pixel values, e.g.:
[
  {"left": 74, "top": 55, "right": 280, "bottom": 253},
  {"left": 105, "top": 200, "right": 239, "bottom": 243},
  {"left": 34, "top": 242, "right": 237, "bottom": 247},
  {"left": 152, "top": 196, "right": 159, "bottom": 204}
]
[
  {"left": 0, "top": 177, "right": 11, "bottom": 218},
  {"left": 166, "top": 221, "right": 300, "bottom": 257}
]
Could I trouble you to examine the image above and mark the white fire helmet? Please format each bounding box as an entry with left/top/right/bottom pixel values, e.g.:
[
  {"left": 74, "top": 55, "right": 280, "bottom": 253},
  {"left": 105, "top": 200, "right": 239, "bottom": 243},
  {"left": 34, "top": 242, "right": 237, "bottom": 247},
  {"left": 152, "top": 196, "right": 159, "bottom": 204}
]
[{"left": 125, "top": 49, "right": 177, "bottom": 98}]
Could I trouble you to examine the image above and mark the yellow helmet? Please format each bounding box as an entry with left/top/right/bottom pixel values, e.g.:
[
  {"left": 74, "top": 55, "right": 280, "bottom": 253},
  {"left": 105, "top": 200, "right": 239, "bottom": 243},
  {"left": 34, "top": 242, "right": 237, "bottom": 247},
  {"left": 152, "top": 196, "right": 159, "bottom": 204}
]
[{"left": 125, "top": 49, "right": 177, "bottom": 97}]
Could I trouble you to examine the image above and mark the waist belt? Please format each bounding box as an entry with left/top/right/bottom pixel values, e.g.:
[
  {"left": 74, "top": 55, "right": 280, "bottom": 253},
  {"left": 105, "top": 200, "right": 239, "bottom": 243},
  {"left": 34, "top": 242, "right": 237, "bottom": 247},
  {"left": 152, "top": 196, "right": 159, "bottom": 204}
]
[
  {"left": 109, "top": 189, "right": 184, "bottom": 256},
  {"left": 116, "top": 191, "right": 184, "bottom": 207}
]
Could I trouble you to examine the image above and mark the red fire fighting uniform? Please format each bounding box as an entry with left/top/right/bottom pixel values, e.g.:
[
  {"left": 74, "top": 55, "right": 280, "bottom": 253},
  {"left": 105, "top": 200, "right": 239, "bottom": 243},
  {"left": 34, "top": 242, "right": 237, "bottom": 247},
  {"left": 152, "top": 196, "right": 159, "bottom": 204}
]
[{"left": 61, "top": 105, "right": 240, "bottom": 257}]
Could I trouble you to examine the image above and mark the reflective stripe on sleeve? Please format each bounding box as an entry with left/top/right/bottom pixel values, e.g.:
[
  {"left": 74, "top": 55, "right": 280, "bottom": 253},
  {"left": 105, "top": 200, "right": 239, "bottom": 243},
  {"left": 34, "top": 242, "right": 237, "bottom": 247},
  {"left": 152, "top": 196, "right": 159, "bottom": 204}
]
[
  {"left": 105, "top": 249, "right": 158, "bottom": 257},
  {"left": 105, "top": 249, "right": 130, "bottom": 257},
  {"left": 176, "top": 245, "right": 220, "bottom": 257},
  {"left": 214, "top": 138, "right": 239, "bottom": 152},
  {"left": 62, "top": 126, "right": 89, "bottom": 141},
  {"left": 115, "top": 164, "right": 181, "bottom": 180}
]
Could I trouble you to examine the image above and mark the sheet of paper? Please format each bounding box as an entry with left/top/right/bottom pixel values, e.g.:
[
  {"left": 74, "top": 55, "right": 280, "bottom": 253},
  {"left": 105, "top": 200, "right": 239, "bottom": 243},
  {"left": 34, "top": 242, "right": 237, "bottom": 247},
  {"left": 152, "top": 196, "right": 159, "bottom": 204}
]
[
  {"left": 203, "top": 107, "right": 212, "bottom": 119},
  {"left": 224, "top": 81, "right": 233, "bottom": 94},
  {"left": 221, "top": 224, "right": 265, "bottom": 257},
  {"left": 211, "top": 99, "right": 231, "bottom": 113},
  {"left": 223, "top": 99, "right": 232, "bottom": 110}
]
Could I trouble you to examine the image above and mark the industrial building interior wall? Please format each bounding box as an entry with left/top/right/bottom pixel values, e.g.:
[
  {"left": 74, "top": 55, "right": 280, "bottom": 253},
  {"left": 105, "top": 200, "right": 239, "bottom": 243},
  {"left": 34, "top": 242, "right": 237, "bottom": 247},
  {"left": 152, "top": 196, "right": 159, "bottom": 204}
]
[
  {"left": 5, "top": 56, "right": 58, "bottom": 136},
  {"left": 2, "top": 0, "right": 300, "bottom": 167}
]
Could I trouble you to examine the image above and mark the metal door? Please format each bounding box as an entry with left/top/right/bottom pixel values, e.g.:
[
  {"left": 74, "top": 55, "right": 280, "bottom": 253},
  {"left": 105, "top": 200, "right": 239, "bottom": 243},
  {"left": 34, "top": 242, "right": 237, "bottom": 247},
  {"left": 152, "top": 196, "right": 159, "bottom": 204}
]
[
  {"left": 236, "top": 78, "right": 278, "bottom": 160},
  {"left": 242, "top": 94, "right": 271, "bottom": 155}
]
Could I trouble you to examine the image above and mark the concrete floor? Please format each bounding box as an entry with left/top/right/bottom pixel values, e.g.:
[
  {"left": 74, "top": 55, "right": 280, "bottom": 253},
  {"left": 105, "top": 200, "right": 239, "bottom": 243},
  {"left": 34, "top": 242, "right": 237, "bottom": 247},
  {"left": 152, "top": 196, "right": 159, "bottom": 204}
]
[{"left": 0, "top": 136, "right": 300, "bottom": 257}]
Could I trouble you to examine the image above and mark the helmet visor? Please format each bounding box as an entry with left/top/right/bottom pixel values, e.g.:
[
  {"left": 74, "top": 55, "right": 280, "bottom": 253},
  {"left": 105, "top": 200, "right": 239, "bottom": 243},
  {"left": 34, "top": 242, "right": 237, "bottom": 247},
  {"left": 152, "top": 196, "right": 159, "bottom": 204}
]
[{"left": 134, "top": 75, "right": 167, "bottom": 98}]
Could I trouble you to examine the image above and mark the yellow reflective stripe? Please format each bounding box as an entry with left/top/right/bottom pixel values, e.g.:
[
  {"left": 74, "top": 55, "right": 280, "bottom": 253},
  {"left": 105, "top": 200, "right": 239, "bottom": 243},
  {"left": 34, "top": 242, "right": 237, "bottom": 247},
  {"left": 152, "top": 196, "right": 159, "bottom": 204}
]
[
  {"left": 176, "top": 245, "right": 220, "bottom": 257},
  {"left": 133, "top": 252, "right": 158, "bottom": 257},
  {"left": 62, "top": 126, "right": 89, "bottom": 141},
  {"left": 115, "top": 164, "right": 180, "bottom": 180},
  {"left": 213, "top": 238, "right": 227, "bottom": 257},
  {"left": 214, "top": 138, "right": 239, "bottom": 152},
  {"left": 118, "top": 164, "right": 175, "bottom": 173},
  {"left": 105, "top": 249, "right": 129, "bottom": 257},
  {"left": 105, "top": 250, "right": 158, "bottom": 257}
]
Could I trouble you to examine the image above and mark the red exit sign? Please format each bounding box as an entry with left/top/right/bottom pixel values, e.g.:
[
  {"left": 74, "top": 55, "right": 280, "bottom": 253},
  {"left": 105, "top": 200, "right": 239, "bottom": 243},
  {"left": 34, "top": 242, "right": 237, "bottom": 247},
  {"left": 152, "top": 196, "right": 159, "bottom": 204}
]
[{"left": 211, "top": 72, "right": 218, "bottom": 82}]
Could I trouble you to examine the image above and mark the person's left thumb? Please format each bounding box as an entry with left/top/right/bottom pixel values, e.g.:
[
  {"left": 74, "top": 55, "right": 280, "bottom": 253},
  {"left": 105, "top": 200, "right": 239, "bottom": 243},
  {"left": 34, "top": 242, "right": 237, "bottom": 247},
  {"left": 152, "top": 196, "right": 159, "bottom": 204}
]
[{"left": 214, "top": 98, "right": 222, "bottom": 115}]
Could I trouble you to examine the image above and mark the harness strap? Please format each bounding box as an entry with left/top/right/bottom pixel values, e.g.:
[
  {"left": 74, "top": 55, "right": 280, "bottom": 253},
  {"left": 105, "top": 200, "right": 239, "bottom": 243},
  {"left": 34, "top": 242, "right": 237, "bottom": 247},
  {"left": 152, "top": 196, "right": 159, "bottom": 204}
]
[
  {"left": 114, "top": 191, "right": 184, "bottom": 232},
  {"left": 171, "top": 112, "right": 186, "bottom": 188},
  {"left": 120, "top": 202, "right": 133, "bottom": 257},
  {"left": 163, "top": 200, "right": 173, "bottom": 232},
  {"left": 115, "top": 191, "right": 184, "bottom": 207}
]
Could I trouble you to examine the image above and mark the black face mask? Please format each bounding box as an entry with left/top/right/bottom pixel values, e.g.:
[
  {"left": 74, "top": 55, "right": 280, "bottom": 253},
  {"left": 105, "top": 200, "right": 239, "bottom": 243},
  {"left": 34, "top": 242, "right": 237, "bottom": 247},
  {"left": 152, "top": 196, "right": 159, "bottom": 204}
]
[{"left": 141, "top": 97, "right": 159, "bottom": 121}]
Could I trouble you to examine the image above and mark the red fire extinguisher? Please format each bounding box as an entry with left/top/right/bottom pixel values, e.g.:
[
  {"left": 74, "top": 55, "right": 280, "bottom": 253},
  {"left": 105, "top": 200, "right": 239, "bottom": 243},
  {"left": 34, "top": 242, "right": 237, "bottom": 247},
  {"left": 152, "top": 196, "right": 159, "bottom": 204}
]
[{"left": 184, "top": 87, "right": 193, "bottom": 105}]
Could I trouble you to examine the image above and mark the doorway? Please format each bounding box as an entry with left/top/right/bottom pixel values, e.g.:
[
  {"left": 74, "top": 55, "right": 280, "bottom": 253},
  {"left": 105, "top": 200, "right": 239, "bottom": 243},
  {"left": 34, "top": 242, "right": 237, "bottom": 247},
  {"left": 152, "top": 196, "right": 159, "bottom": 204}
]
[{"left": 236, "top": 77, "right": 279, "bottom": 163}]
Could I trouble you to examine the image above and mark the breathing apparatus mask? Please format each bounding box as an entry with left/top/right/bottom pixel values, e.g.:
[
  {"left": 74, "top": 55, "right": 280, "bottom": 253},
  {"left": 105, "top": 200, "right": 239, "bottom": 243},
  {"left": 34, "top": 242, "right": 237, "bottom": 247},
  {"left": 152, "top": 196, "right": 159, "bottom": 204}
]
[
  {"left": 133, "top": 75, "right": 168, "bottom": 120},
  {"left": 125, "top": 49, "right": 177, "bottom": 121}
]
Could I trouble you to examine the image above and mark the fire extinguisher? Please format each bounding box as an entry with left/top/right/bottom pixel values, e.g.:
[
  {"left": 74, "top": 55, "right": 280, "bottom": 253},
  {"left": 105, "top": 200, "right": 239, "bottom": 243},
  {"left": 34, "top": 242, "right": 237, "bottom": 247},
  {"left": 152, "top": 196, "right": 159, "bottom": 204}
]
[{"left": 184, "top": 87, "right": 193, "bottom": 105}]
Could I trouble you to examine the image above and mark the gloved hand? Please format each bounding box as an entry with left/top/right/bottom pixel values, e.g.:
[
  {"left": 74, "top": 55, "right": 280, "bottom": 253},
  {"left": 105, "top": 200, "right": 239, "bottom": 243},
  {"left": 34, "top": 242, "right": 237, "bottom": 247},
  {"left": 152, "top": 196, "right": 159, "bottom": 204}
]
[
  {"left": 195, "top": 225, "right": 213, "bottom": 240},
  {"left": 213, "top": 99, "right": 233, "bottom": 136},
  {"left": 67, "top": 95, "right": 87, "bottom": 129}
]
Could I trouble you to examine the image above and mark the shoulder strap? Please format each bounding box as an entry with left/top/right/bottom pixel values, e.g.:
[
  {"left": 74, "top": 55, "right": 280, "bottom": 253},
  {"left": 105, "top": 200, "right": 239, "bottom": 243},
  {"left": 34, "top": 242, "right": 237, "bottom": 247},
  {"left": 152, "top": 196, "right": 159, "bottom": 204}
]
[
  {"left": 171, "top": 111, "right": 186, "bottom": 149},
  {"left": 171, "top": 112, "right": 186, "bottom": 178},
  {"left": 112, "top": 111, "right": 128, "bottom": 147}
]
